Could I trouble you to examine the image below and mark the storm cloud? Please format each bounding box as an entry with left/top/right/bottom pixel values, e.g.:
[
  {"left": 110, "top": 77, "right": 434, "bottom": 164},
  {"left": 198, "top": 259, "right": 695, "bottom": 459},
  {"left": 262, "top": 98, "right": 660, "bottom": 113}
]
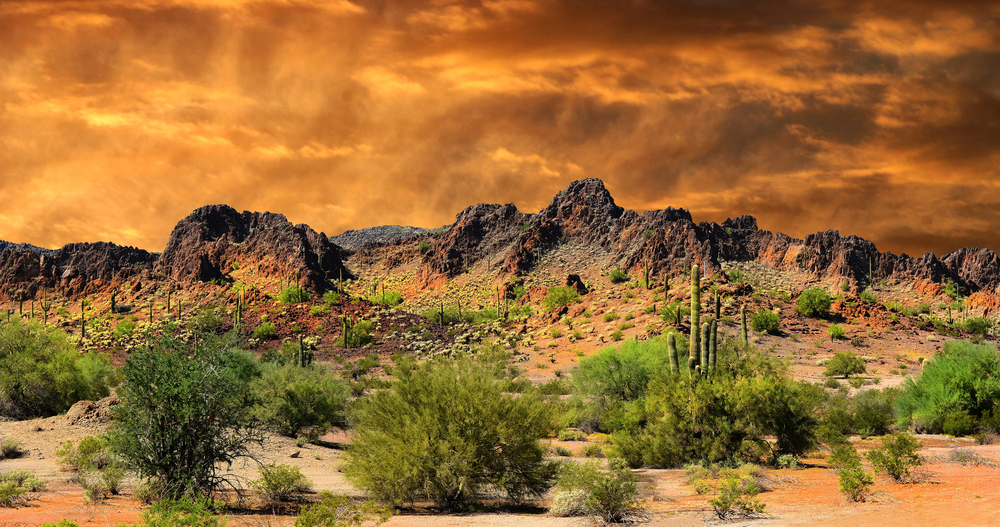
[{"left": 1, "top": 0, "right": 998, "bottom": 257}]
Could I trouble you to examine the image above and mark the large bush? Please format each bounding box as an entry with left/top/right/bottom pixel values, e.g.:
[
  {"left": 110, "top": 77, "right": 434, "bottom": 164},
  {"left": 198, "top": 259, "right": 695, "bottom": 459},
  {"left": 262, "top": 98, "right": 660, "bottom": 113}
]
[
  {"left": 108, "top": 333, "right": 263, "bottom": 499},
  {"left": 0, "top": 320, "right": 115, "bottom": 419},
  {"left": 749, "top": 309, "right": 780, "bottom": 335},
  {"left": 543, "top": 286, "right": 580, "bottom": 312},
  {"left": 895, "top": 340, "right": 1000, "bottom": 433},
  {"left": 823, "top": 351, "right": 866, "bottom": 378},
  {"left": 251, "top": 363, "right": 350, "bottom": 438},
  {"left": 796, "top": 287, "right": 832, "bottom": 317},
  {"left": 612, "top": 338, "right": 820, "bottom": 467},
  {"left": 549, "top": 459, "right": 644, "bottom": 523},
  {"left": 342, "top": 355, "right": 557, "bottom": 507}
]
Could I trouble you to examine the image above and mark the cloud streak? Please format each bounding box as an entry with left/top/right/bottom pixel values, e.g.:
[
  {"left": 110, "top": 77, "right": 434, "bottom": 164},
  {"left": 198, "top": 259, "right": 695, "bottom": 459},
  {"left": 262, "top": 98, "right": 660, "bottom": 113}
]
[{"left": 0, "top": 0, "right": 998, "bottom": 258}]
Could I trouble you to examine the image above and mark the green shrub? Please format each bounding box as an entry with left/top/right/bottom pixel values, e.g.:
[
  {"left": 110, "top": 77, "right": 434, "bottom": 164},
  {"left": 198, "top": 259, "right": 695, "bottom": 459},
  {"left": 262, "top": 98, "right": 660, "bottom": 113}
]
[
  {"left": 824, "top": 351, "right": 866, "bottom": 378},
  {"left": 294, "top": 491, "right": 394, "bottom": 527},
  {"left": 710, "top": 476, "right": 765, "bottom": 520},
  {"left": 56, "top": 435, "right": 114, "bottom": 473},
  {"left": 796, "top": 288, "right": 832, "bottom": 317},
  {"left": 609, "top": 269, "right": 629, "bottom": 284},
  {"left": 251, "top": 364, "right": 350, "bottom": 438},
  {"left": 750, "top": 309, "right": 780, "bottom": 334},
  {"left": 895, "top": 340, "right": 1000, "bottom": 433},
  {"left": 859, "top": 289, "right": 878, "bottom": 303},
  {"left": 827, "top": 324, "right": 846, "bottom": 340},
  {"left": 136, "top": 496, "right": 227, "bottom": 527},
  {"left": 279, "top": 287, "right": 310, "bottom": 304},
  {"left": 553, "top": 446, "right": 573, "bottom": 457},
  {"left": 250, "top": 464, "right": 312, "bottom": 504},
  {"left": 602, "top": 312, "right": 619, "bottom": 323},
  {"left": 0, "top": 481, "right": 27, "bottom": 507},
  {"left": 549, "top": 460, "right": 644, "bottom": 523},
  {"left": 0, "top": 469, "right": 46, "bottom": 492},
  {"left": 336, "top": 320, "right": 375, "bottom": 347},
  {"left": 322, "top": 291, "right": 341, "bottom": 305},
  {"left": 108, "top": 333, "right": 263, "bottom": 499},
  {"left": 40, "top": 521, "right": 80, "bottom": 527},
  {"left": 609, "top": 330, "right": 623, "bottom": 341},
  {"left": 550, "top": 328, "right": 563, "bottom": 339},
  {"left": 838, "top": 463, "right": 874, "bottom": 502},
  {"left": 370, "top": 290, "right": 403, "bottom": 307},
  {"left": 186, "top": 305, "right": 225, "bottom": 332},
  {"left": 851, "top": 388, "right": 899, "bottom": 436},
  {"left": 612, "top": 338, "right": 820, "bottom": 468},
  {"left": 0, "top": 437, "right": 23, "bottom": 459},
  {"left": 0, "top": 320, "right": 115, "bottom": 419},
  {"left": 253, "top": 322, "right": 278, "bottom": 340},
  {"left": 558, "top": 429, "right": 588, "bottom": 442},
  {"left": 580, "top": 444, "right": 604, "bottom": 458},
  {"left": 418, "top": 241, "right": 431, "bottom": 254},
  {"left": 544, "top": 286, "right": 580, "bottom": 312},
  {"left": 963, "top": 317, "right": 992, "bottom": 335},
  {"left": 113, "top": 319, "right": 136, "bottom": 340},
  {"left": 659, "top": 302, "right": 690, "bottom": 324},
  {"left": 309, "top": 305, "right": 328, "bottom": 316},
  {"left": 342, "top": 355, "right": 557, "bottom": 506},
  {"left": 866, "top": 433, "right": 922, "bottom": 482}
]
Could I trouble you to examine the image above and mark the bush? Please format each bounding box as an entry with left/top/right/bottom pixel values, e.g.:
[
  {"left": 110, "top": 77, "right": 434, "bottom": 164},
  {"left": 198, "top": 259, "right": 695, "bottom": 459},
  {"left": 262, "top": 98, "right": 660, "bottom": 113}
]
[
  {"left": 609, "top": 330, "right": 623, "bottom": 341},
  {"left": 710, "top": 476, "right": 765, "bottom": 520},
  {"left": 609, "top": 269, "right": 629, "bottom": 284},
  {"left": 859, "top": 289, "right": 878, "bottom": 303},
  {"left": 963, "top": 317, "right": 992, "bottom": 335},
  {"left": 108, "top": 333, "right": 264, "bottom": 499},
  {"left": 295, "top": 491, "right": 394, "bottom": 527},
  {"left": 370, "top": 290, "right": 403, "bottom": 307},
  {"left": 558, "top": 429, "right": 588, "bottom": 442},
  {"left": 602, "top": 312, "right": 619, "bottom": 323},
  {"left": 851, "top": 388, "right": 900, "bottom": 436},
  {"left": 796, "top": 288, "right": 832, "bottom": 317},
  {"left": 544, "top": 286, "right": 580, "bottom": 312},
  {"left": 824, "top": 351, "right": 866, "bottom": 378},
  {"left": 251, "top": 364, "right": 350, "bottom": 438},
  {"left": 612, "top": 338, "right": 820, "bottom": 468},
  {"left": 186, "top": 305, "right": 225, "bottom": 332},
  {"left": 56, "top": 435, "right": 115, "bottom": 474},
  {"left": 828, "top": 324, "right": 846, "bottom": 340},
  {"left": 342, "top": 355, "right": 557, "bottom": 506},
  {"left": 0, "top": 437, "right": 23, "bottom": 459},
  {"left": 838, "top": 463, "right": 874, "bottom": 502},
  {"left": 253, "top": 322, "right": 278, "bottom": 340},
  {"left": 250, "top": 464, "right": 312, "bottom": 504},
  {"left": 279, "top": 287, "right": 310, "bottom": 304},
  {"left": 895, "top": 340, "right": 1000, "bottom": 433},
  {"left": 750, "top": 309, "right": 780, "bottom": 335},
  {"left": 549, "top": 460, "right": 644, "bottom": 523},
  {"left": 418, "top": 241, "right": 430, "bottom": 254},
  {"left": 40, "top": 521, "right": 79, "bottom": 527},
  {"left": 866, "top": 433, "right": 922, "bottom": 482},
  {"left": 136, "top": 496, "right": 227, "bottom": 527},
  {"left": 0, "top": 481, "right": 27, "bottom": 507},
  {"left": 0, "top": 320, "right": 115, "bottom": 419}
]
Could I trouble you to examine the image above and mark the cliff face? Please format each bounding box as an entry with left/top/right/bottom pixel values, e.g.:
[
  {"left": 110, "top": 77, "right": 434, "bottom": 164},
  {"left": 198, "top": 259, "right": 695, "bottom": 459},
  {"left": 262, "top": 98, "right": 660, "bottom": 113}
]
[
  {"left": 0, "top": 242, "right": 155, "bottom": 299},
  {"left": 416, "top": 178, "right": 999, "bottom": 298},
  {"left": 0, "top": 205, "right": 352, "bottom": 299},
  {"left": 154, "top": 205, "right": 352, "bottom": 291}
]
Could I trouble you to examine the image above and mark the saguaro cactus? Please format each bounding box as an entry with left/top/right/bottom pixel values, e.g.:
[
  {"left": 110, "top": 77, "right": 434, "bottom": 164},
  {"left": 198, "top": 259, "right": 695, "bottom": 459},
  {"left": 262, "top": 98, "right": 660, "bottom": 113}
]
[
  {"left": 690, "top": 264, "right": 701, "bottom": 368},
  {"left": 668, "top": 333, "right": 679, "bottom": 375},
  {"left": 644, "top": 260, "right": 650, "bottom": 290},
  {"left": 714, "top": 291, "right": 721, "bottom": 320},
  {"left": 741, "top": 305, "right": 748, "bottom": 346},
  {"left": 701, "top": 321, "right": 710, "bottom": 374},
  {"left": 709, "top": 318, "right": 718, "bottom": 373}
]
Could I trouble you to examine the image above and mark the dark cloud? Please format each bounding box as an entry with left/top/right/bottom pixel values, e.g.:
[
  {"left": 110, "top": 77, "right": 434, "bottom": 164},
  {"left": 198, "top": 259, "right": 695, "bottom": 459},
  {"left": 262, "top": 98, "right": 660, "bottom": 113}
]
[{"left": 0, "top": 0, "right": 998, "bottom": 259}]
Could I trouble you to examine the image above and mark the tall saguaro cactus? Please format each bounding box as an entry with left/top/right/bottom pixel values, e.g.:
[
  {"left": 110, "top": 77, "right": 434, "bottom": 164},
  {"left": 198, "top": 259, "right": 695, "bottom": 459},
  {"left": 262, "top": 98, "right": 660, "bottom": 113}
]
[
  {"left": 667, "top": 333, "right": 678, "bottom": 375},
  {"left": 690, "top": 264, "right": 701, "bottom": 369},
  {"left": 709, "top": 319, "right": 718, "bottom": 373},
  {"left": 740, "top": 305, "right": 748, "bottom": 346},
  {"left": 701, "top": 321, "right": 710, "bottom": 374},
  {"left": 714, "top": 291, "right": 721, "bottom": 320}
]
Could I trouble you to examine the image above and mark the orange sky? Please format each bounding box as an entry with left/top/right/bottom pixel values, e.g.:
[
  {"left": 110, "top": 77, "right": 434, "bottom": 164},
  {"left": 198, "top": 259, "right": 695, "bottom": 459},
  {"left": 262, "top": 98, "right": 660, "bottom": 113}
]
[{"left": 1, "top": 0, "right": 999, "bottom": 257}]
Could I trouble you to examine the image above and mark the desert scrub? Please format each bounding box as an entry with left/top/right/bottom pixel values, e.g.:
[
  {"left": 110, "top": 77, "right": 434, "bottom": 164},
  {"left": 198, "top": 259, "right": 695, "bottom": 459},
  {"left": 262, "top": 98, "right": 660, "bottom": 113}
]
[
  {"left": 548, "top": 459, "right": 645, "bottom": 523},
  {"left": 250, "top": 464, "right": 312, "bottom": 504},
  {"left": 866, "top": 433, "right": 922, "bottom": 482},
  {"left": 0, "top": 437, "right": 24, "bottom": 459},
  {"left": 252, "top": 322, "right": 278, "bottom": 340},
  {"left": 278, "top": 287, "right": 310, "bottom": 304},
  {"left": 602, "top": 312, "right": 619, "bottom": 322},
  {"left": 750, "top": 309, "right": 780, "bottom": 335},
  {"left": 608, "top": 269, "right": 629, "bottom": 284},
  {"left": 558, "top": 429, "right": 588, "bottom": 442},
  {"left": 824, "top": 351, "right": 867, "bottom": 378},
  {"left": 549, "top": 328, "right": 564, "bottom": 339},
  {"left": 251, "top": 363, "right": 350, "bottom": 438},
  {"left": 543, "top": 286, "right": 581, "bottom": 312},
  {"left": 295, "top": 491, "right": 394, "bottom": 527},
  {"left": 342, "top": 354, "right": 557, "bottom": 507},
  {"left": 370, "top": 290, "right": 403, "bottom": 307},
  {"left": 0, "top": 320, "right": 115, "bottom": 419},
  {"left": 710, "top": 476, "right": 765, "bottom": 520},
  {"left": 827, "top": 324, "right": 846, "bottom": 340},
  {"left": 610, "top": 330, "right": 623, "bottom": 341},
  {"left": 831, "top": 444, "right": 873, "bottom": 502},
  {"left": 796, "top": 287, "right": 832, "bottom": 317}
]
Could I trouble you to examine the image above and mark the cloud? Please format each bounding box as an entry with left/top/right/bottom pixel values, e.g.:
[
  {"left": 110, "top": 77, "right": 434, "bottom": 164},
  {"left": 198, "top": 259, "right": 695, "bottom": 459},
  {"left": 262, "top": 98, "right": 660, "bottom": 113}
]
[{"left": 0, "top": 0, "right": 998, "bottom": 259}]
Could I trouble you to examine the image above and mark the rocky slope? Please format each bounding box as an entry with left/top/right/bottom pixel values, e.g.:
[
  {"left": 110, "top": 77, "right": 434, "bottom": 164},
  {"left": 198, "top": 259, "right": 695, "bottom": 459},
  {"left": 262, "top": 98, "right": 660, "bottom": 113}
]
[
  {"left": 0, "top": 205, "right": 352, "bottom": 300},
  {"left": 413, "top": 178, "right": 1000, "bottom": 306},
  {"left": 331, "top": 225, "right": 444, "bottom": 252},
  {"left": 0, "top": 240, "right": 54, "bottom": 256}
]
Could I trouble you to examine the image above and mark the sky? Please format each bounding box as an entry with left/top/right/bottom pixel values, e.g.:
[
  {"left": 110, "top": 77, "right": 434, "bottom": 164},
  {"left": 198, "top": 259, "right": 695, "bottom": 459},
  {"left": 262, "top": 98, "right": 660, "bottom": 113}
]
[{"left": 1, "top": 0, "right": 998, "bottom": 257}]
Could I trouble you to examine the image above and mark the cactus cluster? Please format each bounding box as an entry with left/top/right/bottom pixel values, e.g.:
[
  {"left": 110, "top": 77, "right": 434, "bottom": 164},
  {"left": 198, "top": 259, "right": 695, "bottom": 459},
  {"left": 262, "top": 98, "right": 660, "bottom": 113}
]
[
  {"left": 296, "top": 334, "right": 314, "bottom": 367},
  {"left": 679, "top": 264, "right": 721, "bottom": 379}
]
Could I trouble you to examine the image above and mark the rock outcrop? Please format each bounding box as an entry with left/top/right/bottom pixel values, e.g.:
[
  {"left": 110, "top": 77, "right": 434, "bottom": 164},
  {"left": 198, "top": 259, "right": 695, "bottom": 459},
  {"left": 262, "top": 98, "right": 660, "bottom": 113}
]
[
  {"left": 154, "top": 205, "right": 352, "bottom": 291},
  {"left": 416, "top": 178, "right": 1000, "bottom": 300},
  {"left": 331, "top": 225, "right": 444, "bottom": 252},
  {"left": 0, "top": 242, "right": 155, "bottom": 299}
]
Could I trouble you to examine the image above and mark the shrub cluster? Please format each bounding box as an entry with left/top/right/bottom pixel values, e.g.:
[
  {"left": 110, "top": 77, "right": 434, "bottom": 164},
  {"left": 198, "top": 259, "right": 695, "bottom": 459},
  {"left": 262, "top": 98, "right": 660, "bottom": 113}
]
[{"left": 796, "top": 287, "right": 832, "bottom": 317}]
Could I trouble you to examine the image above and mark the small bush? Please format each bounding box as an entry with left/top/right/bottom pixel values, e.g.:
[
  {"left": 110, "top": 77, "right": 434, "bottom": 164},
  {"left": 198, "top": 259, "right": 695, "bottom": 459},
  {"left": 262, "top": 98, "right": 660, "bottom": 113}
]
[
  {"left": 609, "top": 330, "right": 623, "bottom": 342},
  {"left": 824, "top": 351, "right": 867, "bottom": 378},
  {"left": 553, "top": 446, "right": 573, "bottom": 457},
  {"left": 0, "top": 481, "right": 27, "bottom": 507},
  {"left": 963, "top": 317, "right": 992, "bottom": 335},
  {"left": 797, "top": 288, "right": 832, "bottom": 317},
  {"left": 544, "top": 286, "right": 581, "bottom": 312},
  {"left": 580, "top": 444, "right": 605, "bottom": 458},
  {"left": 252, "top": 364, "right": 350, "bottom": 438},
  {"left": 370, "top": 290, "right": 403, "bottom": 307},
  {"left": 776, "top": 454, "right": 798, "bottom": 469},
  {"left": 253, "top": 322, "right": 278, "bottom": 340},
  {"left": 186, "top": 305, "right": 225, "bottom": 332},
  {"left": 0, "top": 437, "right": 24, "bottom": 459},
  {"left": 750, "top": 309, "right": 780, "bottom": 335},
  {"left": 550, "top": 328, "right": 564, "bottom": 339},
  {"left": 418, "top": 241, "right": 431, "bottom": 254},
  {"left": 832, "top": 444, "right": 873, "bottom": 502},
  {"left": 828, "top": 324, "right": 846, "bottom": 340},
  {"left": 322, "top": 291, "right": 341, "bottom": 305},
  {"left": 295, "top": 491, "right": 394, "bottom": 527},
  {"left": 40, "top": 521, "right": 79, "bottom": 527},
  {"left": 250, "top": 464, "right": 312, "bottom": 504},
  {"left": 710, "top": 476, "right": 765, "bottom": 520},
  {"left": 558, "top": 429, "right": 588, "bottom": 442},
  {"left": 279, "top": 287, "right": 310, "bottom": 304},
  {"left": 609, "top": 269, "right": 629, "bottom": 284},
  {"left": 602, "top": 312, "right": 619, "bottom": 323},
  {"left": 549, "top": 460, "right": 644, "bottom": 523},
  {"left": 866, "top": 433, "right": 922, "bottom": 482},
  {"left": 137, "top": 497, "right": 227, "bottom": 527},
  {"left": 859, "top": 289, "right": 878, "bottom": 303}
]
